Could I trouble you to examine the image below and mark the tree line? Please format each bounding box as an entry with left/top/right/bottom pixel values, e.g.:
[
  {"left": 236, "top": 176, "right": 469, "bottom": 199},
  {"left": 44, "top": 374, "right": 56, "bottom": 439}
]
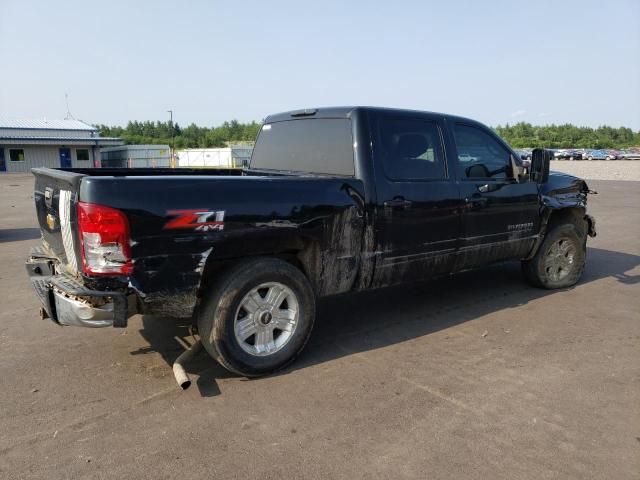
[
  {"left": 96, "top": 120, "right": 261, "bottom": 149},
  {"left": 96, "top": 120, "right": 640, "bottom": 150},
  {"left": 494, "top": 123, "right": 640, "bottom": 149}
]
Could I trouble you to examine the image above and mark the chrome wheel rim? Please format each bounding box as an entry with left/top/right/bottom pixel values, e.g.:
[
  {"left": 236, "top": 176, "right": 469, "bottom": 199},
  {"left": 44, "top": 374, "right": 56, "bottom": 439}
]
[
  {"left": 544, "top": 237, "right": 577, "bottom": 282},
  {"left": 233, "top": 282, "right": 299, "bottom": 357}
]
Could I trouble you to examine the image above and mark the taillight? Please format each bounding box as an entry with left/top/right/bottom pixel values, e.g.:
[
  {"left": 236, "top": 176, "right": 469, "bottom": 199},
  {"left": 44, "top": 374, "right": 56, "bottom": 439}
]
[{"left": 77, "top": 202, "right": 133, "bottom": 276}]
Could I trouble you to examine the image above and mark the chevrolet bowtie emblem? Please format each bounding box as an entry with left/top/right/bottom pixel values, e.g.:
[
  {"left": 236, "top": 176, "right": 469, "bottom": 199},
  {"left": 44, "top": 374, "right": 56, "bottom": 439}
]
[{"left": 46, "top": 214, "right": 56, "bottom": 230}]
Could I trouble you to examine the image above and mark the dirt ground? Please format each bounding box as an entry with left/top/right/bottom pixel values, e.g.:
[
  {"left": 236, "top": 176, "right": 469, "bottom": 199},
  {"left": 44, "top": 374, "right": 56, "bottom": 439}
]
[
  {"left": 0, "top": 173, "right": 638, "bottom": 480},
  {"left": 550, "top": 160, "right": 640, "bottom": 181}
]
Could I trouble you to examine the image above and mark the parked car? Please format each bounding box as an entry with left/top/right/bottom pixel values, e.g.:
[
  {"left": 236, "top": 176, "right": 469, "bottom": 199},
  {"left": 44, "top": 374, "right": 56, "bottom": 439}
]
[
  {"left": 515, "top": 149, "right": 532, "bottom": 161},
  {"left": 605, "top": 150, "right": 621, "bottom": 160},
  {"left": 554, "top": 149, "right": 583, "bottom": 160},
  {"left": 573, "top": 149, "right": 589, "bottom": 160},
  {"left": 568, "top": 150, "right": 584, "bottom": 161},
  {"left": 514, "top": 150, "right": 532, "bottom": 170},
  {"left": 620, "top": 150, "right": 640, "bottom": 160},
  {"left": 25, "top": 106, "right": 597, "bottom": 377},
  {"left": 585, "top": 150, "right": 609, "bottom": 160}
]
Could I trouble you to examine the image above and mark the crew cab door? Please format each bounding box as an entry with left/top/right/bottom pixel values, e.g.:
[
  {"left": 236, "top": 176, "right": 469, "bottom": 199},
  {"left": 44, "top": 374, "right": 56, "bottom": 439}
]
[
  {"left": 370, "top": 112, "right": 462, "bottom": 287},
  {"left": 451, "top": 122, "right": 540, "bottom": 269}
]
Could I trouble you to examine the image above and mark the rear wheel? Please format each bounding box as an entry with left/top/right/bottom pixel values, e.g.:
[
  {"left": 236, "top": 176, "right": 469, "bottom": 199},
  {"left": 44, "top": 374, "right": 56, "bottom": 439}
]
[
  {"left": 522, "top": 222, "right": 587, "bottom": 289},
  {"left": 197, "top": 257, "right": 315, "bottom": 377}
]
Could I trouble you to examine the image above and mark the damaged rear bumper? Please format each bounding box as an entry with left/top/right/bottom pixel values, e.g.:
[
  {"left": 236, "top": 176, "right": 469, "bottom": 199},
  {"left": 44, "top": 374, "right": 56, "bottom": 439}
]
[{"left": 26, "top": 251, "right": 131, "bottom": 328}]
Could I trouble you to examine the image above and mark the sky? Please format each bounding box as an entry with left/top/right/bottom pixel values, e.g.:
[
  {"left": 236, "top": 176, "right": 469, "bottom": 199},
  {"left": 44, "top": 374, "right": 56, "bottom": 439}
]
[{"left": 1, "top": 0, "right": 639, "bottom": 130}]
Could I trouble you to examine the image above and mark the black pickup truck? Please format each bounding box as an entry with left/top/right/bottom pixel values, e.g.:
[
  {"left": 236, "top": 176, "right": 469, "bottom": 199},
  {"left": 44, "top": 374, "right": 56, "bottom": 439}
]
[{"left": 26, "top": 106, "right": 596, "bottom": 376}]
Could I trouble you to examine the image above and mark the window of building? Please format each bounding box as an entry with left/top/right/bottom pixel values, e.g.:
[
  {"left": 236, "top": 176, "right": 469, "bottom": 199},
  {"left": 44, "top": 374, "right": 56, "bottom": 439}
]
[
  {"left": 76, "top": 149, "right": 90, "bottom": 161},
  {"left": 453, "top": 124, "right": 511, "bottom": 179},
  {"left": 378, "top": 117, "right": 446, "bottom": 180},
  {"left": 9, "top": 149, "right": 25, "bottom": 162}
]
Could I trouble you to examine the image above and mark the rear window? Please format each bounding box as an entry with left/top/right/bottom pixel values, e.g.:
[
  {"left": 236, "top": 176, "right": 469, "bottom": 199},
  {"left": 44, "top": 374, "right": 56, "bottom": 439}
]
[{"left": 250, "top": 118, "right": 354, "bottom": 176}]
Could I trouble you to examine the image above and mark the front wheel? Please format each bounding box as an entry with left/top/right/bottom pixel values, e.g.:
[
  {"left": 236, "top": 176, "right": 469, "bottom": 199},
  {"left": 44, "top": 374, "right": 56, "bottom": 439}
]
[
  {"left": 522, "top": 222, "right": 587, "bottom": 289},
  {"left": 197, "top": 257, "right": 315, "bottom": 377}
]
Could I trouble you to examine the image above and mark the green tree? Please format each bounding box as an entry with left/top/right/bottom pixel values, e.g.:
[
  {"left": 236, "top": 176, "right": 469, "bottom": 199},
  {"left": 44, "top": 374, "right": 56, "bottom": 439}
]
[{"left": 98, "top": 119, "right": 639, "bottom": 150}]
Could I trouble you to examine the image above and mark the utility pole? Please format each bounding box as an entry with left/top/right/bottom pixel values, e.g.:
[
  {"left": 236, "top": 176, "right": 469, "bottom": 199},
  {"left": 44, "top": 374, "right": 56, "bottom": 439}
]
[{"left": 167, "top": 110, "right": 174, "bottom": 167}]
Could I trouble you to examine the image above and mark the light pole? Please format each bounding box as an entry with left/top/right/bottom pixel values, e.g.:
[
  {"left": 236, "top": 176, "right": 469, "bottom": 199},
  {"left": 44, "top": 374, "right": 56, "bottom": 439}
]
[{"left": 167, "top": 110, "right": 174, "bottom": 167}]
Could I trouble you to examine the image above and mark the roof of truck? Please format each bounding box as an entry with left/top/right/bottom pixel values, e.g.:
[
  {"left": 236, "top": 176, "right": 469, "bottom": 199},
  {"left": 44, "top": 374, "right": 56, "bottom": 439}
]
[{"left": 264, "top": 106, "right": 479, "bottom": 125}]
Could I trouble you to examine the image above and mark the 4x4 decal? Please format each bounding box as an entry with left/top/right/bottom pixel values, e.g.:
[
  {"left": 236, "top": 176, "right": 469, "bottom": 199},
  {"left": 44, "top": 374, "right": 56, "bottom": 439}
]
[{"left": 163, "top": 209, "right": 225, "bottom": 231}]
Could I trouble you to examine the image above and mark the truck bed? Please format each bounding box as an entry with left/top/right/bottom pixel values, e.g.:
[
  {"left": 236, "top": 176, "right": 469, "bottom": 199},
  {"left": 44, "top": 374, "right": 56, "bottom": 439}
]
[{"left": 30, "top": 166, "right": 367, "bottom": 319}]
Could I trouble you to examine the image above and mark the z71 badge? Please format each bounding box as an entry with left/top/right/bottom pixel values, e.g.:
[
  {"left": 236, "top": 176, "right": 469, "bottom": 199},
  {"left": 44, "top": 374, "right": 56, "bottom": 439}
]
[{"left": 163, "top": 209, "right": 225, "bottom": 232}]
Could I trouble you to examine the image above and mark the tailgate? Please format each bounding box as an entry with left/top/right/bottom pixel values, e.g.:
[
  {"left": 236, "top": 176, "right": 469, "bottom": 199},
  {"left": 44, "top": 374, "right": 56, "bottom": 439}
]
[{"left": 32, "top": 168, "right": 86, "bottom": 273}]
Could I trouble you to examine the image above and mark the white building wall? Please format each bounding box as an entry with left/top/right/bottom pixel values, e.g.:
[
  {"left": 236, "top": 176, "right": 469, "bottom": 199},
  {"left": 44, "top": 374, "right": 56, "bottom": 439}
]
[
  {"left": 1, "top": 146, "right": 96, "bottom": 172},
  {"left": 176, "top": 147, "right": 252, "bottom": 168},
  {"left": 177, "top": 149, "right": 233, "bottom": 167},
  {"left": 3, "top": 146, "right": 60, "bottom": 172},
  {"left": 71, "top": 146, "right": 97, "bottom": 168}
]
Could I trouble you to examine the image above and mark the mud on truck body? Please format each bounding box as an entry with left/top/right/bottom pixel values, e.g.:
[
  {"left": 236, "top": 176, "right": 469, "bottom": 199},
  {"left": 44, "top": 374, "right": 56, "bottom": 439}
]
[{"left": 26, "top": 107, "right": 596, "bottom": 377}]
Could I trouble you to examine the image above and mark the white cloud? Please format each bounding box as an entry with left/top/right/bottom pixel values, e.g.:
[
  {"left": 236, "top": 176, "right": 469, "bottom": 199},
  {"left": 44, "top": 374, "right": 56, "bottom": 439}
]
[
  {"left": 538, "top": 112, "right": 552, "bottom": 117},
  {"left": 510, "top": 109, "right": 527, "bottom": 117}
]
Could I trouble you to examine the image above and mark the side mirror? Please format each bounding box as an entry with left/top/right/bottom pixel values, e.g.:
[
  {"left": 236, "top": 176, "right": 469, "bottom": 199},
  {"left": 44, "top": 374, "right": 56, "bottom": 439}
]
[{"left": 530, "top": 148, "right": 551, "bottom": 184}]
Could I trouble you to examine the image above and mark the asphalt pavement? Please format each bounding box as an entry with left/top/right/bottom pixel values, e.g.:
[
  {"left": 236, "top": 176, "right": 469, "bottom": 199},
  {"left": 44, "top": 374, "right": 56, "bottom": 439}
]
[{"left": 0, "top": 173, "right": 638, "bottom": 479}]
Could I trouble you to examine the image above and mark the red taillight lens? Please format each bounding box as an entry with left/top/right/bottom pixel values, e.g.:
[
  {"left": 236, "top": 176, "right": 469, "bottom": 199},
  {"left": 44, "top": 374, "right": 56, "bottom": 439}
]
[{"left": 77, "top": 202, "right": 133, "bottom": 276}]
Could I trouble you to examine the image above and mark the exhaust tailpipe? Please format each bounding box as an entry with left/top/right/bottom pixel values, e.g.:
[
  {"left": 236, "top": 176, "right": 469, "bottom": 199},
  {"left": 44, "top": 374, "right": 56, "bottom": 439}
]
[{"left": 172, "top": 340, "right": 202, "bottom": 390}]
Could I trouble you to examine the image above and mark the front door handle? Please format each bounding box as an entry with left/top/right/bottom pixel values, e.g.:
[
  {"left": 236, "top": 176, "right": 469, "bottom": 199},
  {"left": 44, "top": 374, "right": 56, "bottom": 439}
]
[
  {"left": 465, "top": 194, "right": 489, "bottom": 208},
  {"left": 478, "top": 183, "right": 503, "bottom": 193},
  {"left": 384, "top": 197, "right": 413, "bottom": 209},
  {"left": 478, "top": 181, "right": 514, "bottom": 193}
]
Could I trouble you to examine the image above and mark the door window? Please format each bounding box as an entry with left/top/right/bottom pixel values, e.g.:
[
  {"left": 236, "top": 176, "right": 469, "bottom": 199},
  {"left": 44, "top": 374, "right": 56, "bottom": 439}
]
[
  {"left": 454, "top": 124, "right": 511, "bottom": 179},
  {"left": 378, "top": 117, "right": 446, "bottom": 180}
]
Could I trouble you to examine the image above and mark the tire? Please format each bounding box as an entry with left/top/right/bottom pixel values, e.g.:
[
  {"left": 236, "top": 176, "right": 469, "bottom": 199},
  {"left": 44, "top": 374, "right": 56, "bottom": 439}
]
[
  {"left": 521, "top": 222, "right": 587, "bottom": 289},
  {"left": 197, "top": 257, "right": 315, "bottom": 377}
]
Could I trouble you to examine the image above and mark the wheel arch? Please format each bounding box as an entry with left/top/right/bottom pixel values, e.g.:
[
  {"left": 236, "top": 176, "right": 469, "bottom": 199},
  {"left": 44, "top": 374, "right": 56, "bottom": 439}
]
[
  {"left": 525, "top": 205, "right": 588, "bottom": 260},
  {"left": 196, "top": 235, "right": 322, "bottom": 305},
  {"left": 545, "top": 205, "right": 587, "bottom": 231}
]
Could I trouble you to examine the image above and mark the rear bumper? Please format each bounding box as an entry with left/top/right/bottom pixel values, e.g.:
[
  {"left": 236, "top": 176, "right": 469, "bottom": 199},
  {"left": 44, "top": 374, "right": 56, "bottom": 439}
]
[{"left": 26, "top": 250, "right": 130, "bottom": 328}]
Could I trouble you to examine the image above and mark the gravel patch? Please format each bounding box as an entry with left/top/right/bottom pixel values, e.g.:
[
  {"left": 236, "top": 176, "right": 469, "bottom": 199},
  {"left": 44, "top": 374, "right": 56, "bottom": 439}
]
[{"left": 550, "top": 160, "right": 640, "bottom": 181}]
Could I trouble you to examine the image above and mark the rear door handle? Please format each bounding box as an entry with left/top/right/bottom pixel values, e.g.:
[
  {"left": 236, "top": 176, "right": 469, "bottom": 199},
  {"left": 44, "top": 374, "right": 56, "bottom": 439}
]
[{"left": 384, "top": 197, "right": 413, "bottom": 209}]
